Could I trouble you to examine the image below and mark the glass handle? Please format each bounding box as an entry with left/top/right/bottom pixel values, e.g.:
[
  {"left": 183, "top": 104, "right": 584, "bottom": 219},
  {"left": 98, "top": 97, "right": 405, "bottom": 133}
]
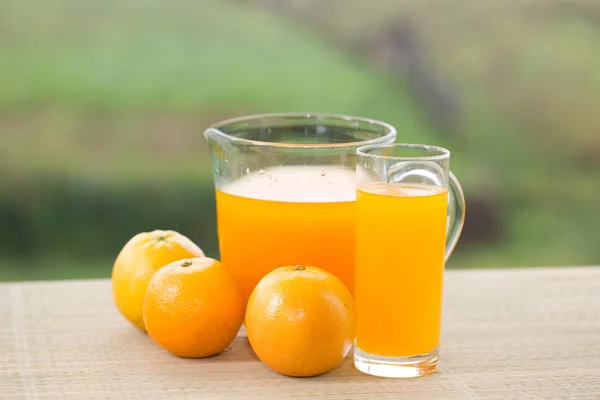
[{"left": 445, "top": 171, "right": 466, "bottom": 262}]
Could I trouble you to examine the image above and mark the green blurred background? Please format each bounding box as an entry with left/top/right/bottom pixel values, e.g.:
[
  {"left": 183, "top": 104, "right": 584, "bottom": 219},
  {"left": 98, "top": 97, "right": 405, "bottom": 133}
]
[{"left": 2, "top": 0, "right": 600, "bottom": 281}]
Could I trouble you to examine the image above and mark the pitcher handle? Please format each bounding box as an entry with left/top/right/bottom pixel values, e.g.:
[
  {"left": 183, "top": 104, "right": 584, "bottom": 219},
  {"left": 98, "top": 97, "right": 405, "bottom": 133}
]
[{"left": 445, "top": 171, "right": 466, "bottom": 262}]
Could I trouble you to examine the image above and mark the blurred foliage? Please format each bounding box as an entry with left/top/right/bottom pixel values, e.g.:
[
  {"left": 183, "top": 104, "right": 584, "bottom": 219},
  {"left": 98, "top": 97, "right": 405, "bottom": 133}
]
[
  {"left": 1, "top": 0, "right": 600, "bottom": 281},
  {"left": 0, "top": 177, "right": 219, "bottom": 280}
]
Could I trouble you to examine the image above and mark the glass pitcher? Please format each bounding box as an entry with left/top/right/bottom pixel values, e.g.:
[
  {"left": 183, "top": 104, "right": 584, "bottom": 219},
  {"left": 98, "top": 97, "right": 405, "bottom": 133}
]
[{"left": 204, "top": 113, "right": 396, "bottom": 302}]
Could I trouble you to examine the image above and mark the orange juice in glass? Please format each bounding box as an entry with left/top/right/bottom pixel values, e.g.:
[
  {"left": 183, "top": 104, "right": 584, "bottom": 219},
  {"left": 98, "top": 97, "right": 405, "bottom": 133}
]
[
  {"left": 354, "top": 144, "right": 465, "bottom": 378},
  {"left": 204, "top": 114, "right": 396, "bottom": 303}
]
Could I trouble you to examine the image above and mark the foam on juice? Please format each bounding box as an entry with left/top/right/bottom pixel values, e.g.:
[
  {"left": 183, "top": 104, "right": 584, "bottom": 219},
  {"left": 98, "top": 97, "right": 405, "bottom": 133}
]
[{"left": 220, "top": 165, "right": 356, "bottom": 203}]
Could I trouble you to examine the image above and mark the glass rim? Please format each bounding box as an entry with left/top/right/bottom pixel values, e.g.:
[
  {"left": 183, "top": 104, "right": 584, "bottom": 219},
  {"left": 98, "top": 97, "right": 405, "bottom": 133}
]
[
  {"left": 206, "top": 112, "right": 396, "bottom": 149},
  {"left": 357, "top": 143, "right": 450, "bottom": 161}
]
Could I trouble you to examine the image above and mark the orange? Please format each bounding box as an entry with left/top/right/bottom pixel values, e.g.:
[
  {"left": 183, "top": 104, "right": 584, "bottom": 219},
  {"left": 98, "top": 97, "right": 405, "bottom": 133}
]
[
  {"left": 112, "top": 229, "right": 205, "bottom": 332},
  {"left": 245, "top": 265, "right": 356, "bottom": 377},
  {"left": 142, "top": 257, "right": 244, "bottom": 358}
]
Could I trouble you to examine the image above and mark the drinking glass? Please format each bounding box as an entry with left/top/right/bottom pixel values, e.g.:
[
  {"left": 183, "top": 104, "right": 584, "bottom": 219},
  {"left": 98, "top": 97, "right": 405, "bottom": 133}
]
[
  {"left": 353, "top": 143, "right": 465, "bottom": 378},
  {"left": 204, "top": 113, "right": 396, "bottom": 303}
]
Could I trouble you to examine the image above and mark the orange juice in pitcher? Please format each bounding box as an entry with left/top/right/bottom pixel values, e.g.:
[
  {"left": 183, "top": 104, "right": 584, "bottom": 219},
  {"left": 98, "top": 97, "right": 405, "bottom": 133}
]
[
  {"left": 216, "top": 166, "right": 356, "bottom": 302},
  {"left": 204, "top": 113, "right": 396, "bottom": 302}
]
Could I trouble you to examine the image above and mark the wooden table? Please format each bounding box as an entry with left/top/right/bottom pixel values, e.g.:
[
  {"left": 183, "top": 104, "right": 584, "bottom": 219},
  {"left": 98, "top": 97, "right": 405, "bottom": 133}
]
[{"left": 2, "top": 267, "right": 599, "bottom": 399}]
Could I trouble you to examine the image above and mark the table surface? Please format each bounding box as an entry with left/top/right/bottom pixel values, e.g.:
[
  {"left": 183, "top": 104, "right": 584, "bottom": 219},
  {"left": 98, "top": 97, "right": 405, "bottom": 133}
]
[{"left": 2, "top": 267, "right": 599, "bottom": 400}]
